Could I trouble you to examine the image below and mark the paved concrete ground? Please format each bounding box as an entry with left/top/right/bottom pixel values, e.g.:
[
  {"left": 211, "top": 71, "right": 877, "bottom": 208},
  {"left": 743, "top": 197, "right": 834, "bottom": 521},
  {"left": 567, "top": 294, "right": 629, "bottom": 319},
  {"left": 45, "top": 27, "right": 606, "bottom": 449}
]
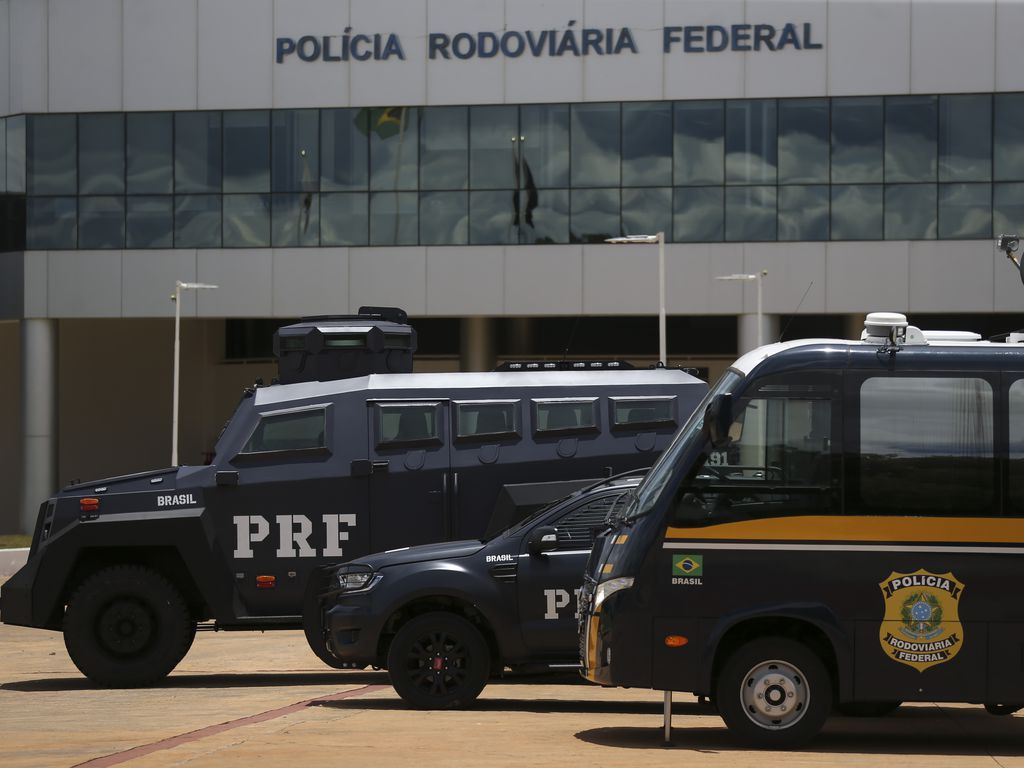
[
  {"left": 3, "top": 621, "right": 1024, "bottom": 768},
  {"left": 0, "top": 548, "right": 28, "bottom": 578}
]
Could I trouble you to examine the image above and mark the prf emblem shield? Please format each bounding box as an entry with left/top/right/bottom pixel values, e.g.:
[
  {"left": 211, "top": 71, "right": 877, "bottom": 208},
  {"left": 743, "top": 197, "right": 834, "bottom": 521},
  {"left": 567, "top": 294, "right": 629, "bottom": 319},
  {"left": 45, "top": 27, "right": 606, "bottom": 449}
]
[{"left": 878, "top": 569, "right": 965, "bottom": 672}]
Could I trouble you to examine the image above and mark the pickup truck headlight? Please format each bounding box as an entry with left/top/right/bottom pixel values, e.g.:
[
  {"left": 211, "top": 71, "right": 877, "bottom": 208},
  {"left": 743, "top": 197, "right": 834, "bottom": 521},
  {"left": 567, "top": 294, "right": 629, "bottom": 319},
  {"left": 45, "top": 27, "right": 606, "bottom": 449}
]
[
  {"left": 594, "top": 576, "right": 634, "bottom": 610},
  {"left": 334, "top": 565, "right": 381, "bottom": 593}
]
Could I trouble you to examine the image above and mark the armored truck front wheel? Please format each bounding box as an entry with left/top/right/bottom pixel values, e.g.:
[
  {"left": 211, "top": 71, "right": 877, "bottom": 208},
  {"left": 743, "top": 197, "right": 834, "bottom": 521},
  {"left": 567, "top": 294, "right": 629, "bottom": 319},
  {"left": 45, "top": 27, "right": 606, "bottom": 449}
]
[
  {"left": 386, "top": 612, "right": 490, "bottom": 709},
  {"left": 63, "top": 565, "right": 196, "bottom": 687}
]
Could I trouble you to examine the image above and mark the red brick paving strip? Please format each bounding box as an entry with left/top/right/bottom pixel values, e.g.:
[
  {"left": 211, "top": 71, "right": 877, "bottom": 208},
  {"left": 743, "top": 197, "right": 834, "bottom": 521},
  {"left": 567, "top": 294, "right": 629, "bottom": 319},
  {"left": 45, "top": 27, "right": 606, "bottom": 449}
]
[{"left": 74, "top": 684, "right": 389, "bottom": 767}]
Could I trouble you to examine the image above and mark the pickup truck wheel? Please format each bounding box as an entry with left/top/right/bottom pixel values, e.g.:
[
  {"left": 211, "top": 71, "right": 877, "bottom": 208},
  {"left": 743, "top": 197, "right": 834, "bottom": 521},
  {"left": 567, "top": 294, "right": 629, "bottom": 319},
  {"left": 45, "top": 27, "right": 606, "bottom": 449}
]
[
  {"left": 716, "top": 637, "right": 832, "bottom": 749},
  {"left": 387, "top": 612, "right": 490, "bottom": 709},
  {"left": 63, "top": 565, "right": 195, "bottom": 688}
]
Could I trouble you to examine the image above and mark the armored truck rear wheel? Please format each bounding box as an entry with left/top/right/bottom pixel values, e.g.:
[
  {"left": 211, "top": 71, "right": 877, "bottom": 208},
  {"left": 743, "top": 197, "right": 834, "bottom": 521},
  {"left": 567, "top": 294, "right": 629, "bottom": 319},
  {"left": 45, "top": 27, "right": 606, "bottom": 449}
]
[
  {"left": 386, "top": 612, "right": 490, "bottom": 709},
  {"left": 63, "top": 565, "right": 195, "bottom": 687}
]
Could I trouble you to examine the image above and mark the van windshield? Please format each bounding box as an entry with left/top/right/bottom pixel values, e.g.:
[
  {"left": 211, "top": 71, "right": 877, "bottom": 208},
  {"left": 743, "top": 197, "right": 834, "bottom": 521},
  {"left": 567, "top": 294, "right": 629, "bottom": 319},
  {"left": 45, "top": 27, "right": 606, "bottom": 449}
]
[{"left": 623, "top": 369, "right": 743, "bottom": 522}]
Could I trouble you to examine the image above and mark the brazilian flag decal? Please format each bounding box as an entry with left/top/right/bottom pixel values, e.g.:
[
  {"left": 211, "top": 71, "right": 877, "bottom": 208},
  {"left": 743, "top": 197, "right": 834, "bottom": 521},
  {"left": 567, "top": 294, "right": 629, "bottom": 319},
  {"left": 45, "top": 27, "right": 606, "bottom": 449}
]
[{"left": 672, "top": 554, "right": 703, "bottom": 577}]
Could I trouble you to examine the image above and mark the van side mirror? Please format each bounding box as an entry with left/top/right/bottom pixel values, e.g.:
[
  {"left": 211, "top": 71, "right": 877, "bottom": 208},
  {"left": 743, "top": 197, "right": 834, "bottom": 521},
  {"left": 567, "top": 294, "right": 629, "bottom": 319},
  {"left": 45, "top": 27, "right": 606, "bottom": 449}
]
[
  {"left": 527, "top": 526, "right": 559, "bottom": 555},
  {"left": 705, "top": 394, "right": 733, "bottom": 449}
]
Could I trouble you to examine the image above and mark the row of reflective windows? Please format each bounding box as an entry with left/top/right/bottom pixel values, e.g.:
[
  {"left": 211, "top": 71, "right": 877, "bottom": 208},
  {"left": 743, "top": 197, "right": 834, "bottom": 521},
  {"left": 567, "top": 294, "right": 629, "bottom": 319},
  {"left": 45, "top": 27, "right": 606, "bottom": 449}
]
[{"left": 5, "top": 92, "right": 1024, "bottom": 247}]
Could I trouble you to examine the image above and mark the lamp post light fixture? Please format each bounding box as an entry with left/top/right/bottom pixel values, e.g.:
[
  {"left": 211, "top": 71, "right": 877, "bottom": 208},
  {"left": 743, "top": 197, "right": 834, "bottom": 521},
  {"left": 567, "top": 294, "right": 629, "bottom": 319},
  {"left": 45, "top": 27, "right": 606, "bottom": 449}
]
[
  {"left": 171, "top": 280, "right": 218, "bottom": 466},
  {"left": 715, "top": 270, "right": 768, "bottom": 348},
  {"left": 605, "top": 232, "right": 666, "bottom": 367}
]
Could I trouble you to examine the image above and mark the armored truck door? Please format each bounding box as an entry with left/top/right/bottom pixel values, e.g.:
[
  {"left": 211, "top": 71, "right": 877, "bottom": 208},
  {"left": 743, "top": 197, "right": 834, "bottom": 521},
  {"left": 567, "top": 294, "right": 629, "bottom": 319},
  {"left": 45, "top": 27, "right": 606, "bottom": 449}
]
[{"left": 367, "top": 400, "right": 452, "bottom": 551}]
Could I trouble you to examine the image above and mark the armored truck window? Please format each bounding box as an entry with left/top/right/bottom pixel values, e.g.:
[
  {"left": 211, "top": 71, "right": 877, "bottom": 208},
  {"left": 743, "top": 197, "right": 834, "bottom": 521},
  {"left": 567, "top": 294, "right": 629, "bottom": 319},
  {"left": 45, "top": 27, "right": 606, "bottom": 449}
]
[
  {"left": 610, "top": 396, "right": 676, "bottom": 428},
  {"left": 856, "top": 376, "right": 994, "bottom": 516},
  {"left": 533, "top": 398, "right": 598, "bottom": 434},
  {"left": 455, "top": 401, "right": 519, "bottom": 440},
  {"left": 1008, "top": 378, "right": 1024, "bottom": 515},
  {"left": 242, "top": 407, "right": 327, "bottom": 453},
  {"left": 376, "top": 402, "right": 442, "bottom": 446},
  {"left": 554, "top": 494, "right": 619, "bottom": 550}
]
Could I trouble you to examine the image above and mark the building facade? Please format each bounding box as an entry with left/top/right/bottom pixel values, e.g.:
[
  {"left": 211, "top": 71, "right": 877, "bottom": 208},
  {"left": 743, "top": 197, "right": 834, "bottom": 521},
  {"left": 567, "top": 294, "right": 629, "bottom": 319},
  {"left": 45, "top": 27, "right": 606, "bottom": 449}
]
[{"left": 2, "top": 0, "right": 1023, "bottom": 532}]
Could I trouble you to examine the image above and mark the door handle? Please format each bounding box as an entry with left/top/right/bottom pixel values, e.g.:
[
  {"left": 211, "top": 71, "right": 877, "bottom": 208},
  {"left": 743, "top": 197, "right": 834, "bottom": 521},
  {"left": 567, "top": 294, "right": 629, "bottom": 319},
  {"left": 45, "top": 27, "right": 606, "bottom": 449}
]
[{"left": 372, "top": 460, "right": 390, "bottom": 473}]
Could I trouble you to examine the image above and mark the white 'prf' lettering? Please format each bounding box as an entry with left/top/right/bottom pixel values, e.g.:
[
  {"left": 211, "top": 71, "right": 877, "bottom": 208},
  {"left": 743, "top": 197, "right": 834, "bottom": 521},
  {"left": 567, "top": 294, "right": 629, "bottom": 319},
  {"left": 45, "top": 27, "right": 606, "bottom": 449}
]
[
  {"left": 323, "top": 514, "right": 358, "bottom": 557},
  {"left": 275, "top": 515, "right": 316, "bottom": 558},
  {"left": 543, "top": 588, "right": 571, "bottom": 620},
  {"left": 233, "top": 515, "right": 270, "bottom": 559}
]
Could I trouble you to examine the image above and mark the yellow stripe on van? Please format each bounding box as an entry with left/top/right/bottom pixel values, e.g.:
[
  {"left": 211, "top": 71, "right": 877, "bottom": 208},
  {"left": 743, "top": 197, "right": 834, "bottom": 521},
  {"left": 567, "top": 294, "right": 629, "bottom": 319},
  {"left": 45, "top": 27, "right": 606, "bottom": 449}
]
[
  {"left": 665, "top": 516, "right": 1024, "bottom": 545},
  {"left": 614, "top": 534, "right": 629, "bottom": 545}
]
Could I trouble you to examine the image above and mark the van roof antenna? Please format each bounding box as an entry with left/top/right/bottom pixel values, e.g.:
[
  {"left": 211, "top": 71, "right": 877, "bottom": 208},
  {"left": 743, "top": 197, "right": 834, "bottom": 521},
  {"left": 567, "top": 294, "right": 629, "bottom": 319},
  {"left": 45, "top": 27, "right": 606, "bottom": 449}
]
[
  {"left": 777, "top": 281, "right": 814, "bottom": 343},
  {"left": 561, "top": 316, "right": 581, "bottom": 362}
]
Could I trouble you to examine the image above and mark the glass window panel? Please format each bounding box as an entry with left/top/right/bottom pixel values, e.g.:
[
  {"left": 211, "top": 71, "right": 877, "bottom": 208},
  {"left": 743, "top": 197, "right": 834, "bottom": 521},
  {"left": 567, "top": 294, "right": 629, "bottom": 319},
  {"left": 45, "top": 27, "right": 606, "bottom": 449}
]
[
  {"left": 885, "top": 96, "right": 937, "bottom": 183},
  {"left": 778, "top": 99, "right": 828, "bottom": 184},
  {"left": 175, "top": 112, "right": 222, "bottom": 193},
  {"left": 79, "top": 196, "right": 125, "bottom": 249},
  {"left": 174, "top": 195, "right": 222, "bottom": 248},
  {"left": 673, "top": 101, "right": 723, "bottom": 185},
  {"left": 1009, "top": 379, "right": 1024, "bottom": 513},
  {"left": 224, "top": 111, "right": 270, "bottom": 193},
  {"left": 939, "top": 94, "right": 991, "bottom": 182},
  {"left": 995, "top": 94, "right": 1024, "bottom": 181},
  {"left": 778, "top": 185, "right": 829, "bottom": 241},
  {"left": 369, "top": 107, "right": 419, "bottom": 191},
  {"left": 378, "top": 403, "right": 440, "bottom": 445},
  {"left": 223, "top": 194, "right": 270, "bottom": 247},
  {"left": 938, "top": 183, "right": 991, "bottom": 239},
  {"left": 370, "top": 191, "right": 418, "bottom": 245},
  {"left": 272, "top": 110, "right": 318, "bottom": 193},
  {"left": 469, "top": 190, "right": 516, "bottom": 245},
  {"left": 421, "top": 107, "right": 468, "bottom": 190},
  {"left": 520, "top": 104, "right": 569, "bottom": 188},
  {"left": 522, "top": 188, "right": 568, "bottom": 244},
  {"left": 885, "top": 183, "right": 937, "bottom": 239},
  {"left": 534, "top": 399, "right": 597, "bottom": 433},
  {"left": 321, "top": 192, "right": 368, "bottom": 246},
  {"left": 831, "top": 184, "right": 883, "bottom": 240},
  {"left": 622, "top": 102, "right": 671, "bottom": 187},
  {"left": 6, "top": 115, "right": 25, "bottom": 193},
  {"left": 456, "top": 401, "right": 518, "bottom": 440},
  {"left": 571, "top": 103, "right": 620, "bottom": 188},
  {"left": 726, "top": 185, "right": 776, "bottom": 241},
  {"left": 831, "top": 97, "right": 883, "bottom": 183},
  {"left": 244, "top": 409, "right": 326, "bottom": 453},
  {"left": 420, "top": 191, "right": 467, "bottom": 245},
  {"left": 271, "top": 192, "right": 319, "bottom": 246},
  {"left": 470, "top": 105, "right": 517, "bottom": 189},
  {"left": 127, "top": 113, "right": 172, "bottom": 194},
  {"left": 27, "top": 197, "right": 76, "bottom": 249},
  {"left": 126, "top": 196, "right": 172, "bottom": 248},
  {"left": 994, "top": 182, "right": 1024, "bottom": 237},
  {"left": 570, "top": 188, "right": 619, "bottom": 243},
  {"left": 321, "top": 109, "right": 369, "bottom": 191},
  {"left": 725, "top": 100, "right": 777, "bottom": 185},
  {"left": 79, "top": 114, "right": 124, "bottom": 194},
  {"left": 622, "top": 187, "right": 671, "bottom": 240},
  {"left": 0, "top": 119, "right": 6, "bottom": 193},
  {"left": 673, "top": 186, "right": 723, "bottom": 242},
  {"left": 28, "top": 115, "right": 76, "bottom": 194}
]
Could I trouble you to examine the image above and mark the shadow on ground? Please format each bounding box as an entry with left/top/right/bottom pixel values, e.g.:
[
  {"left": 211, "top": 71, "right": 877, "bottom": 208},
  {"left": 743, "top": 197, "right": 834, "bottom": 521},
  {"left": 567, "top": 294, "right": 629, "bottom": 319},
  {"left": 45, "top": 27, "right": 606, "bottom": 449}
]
[{"left": 1, "top": 670, "right": 390, "bottom": 692}]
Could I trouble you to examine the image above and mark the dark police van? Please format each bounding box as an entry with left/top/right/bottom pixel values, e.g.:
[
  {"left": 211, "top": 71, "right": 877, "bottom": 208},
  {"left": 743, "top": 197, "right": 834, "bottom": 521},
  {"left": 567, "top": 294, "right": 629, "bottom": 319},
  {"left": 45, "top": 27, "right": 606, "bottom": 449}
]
[
  {"left": 0, "top": 308, "right": 707, "bottom": 687},
  {"left": 580, "top": 312, "right": 1024, "bottom": 747},
  {"left": 306, "top": 473, "right": 643, "bottom": 709}
]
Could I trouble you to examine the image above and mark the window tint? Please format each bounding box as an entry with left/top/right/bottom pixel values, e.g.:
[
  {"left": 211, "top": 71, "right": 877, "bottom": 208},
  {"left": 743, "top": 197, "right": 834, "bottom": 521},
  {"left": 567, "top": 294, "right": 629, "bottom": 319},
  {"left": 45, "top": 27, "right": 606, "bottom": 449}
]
[
  {"left": 377, "top": 403, "right": 441, "bottom": 445},
  {"left": 858, "top": 377, "right": 993, "bottom": 515},
  {"left": 243, "top": 408, "right": 326, "bottom": 453},
  {"left": 554, "top": 493, "right": 622, "bottom": 550},
  {"left": 611, "top": 397, "right": 676, "bottom": 428},
  {"left": 534, "top": 399, "right": 597, "bottom": 433},
  {"left": 456, "top": 401, "right": 518, "bottom": 440},
  {"left": 1008, "top": 379, "right": 1024, "bottom": 514}
]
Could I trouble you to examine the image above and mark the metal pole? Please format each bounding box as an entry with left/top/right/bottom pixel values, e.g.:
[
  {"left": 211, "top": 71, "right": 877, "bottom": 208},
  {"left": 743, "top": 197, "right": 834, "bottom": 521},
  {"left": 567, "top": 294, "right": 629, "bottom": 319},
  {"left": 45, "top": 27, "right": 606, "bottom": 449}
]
[
  {"left": 663, "top": 689, "right": 672, "bottom": 744},
  {"left": 171, "top": 281, "right": 182, "bottom": 467},
  {"left": 657, "top": 231, "right": 666, "bottom": 367}
]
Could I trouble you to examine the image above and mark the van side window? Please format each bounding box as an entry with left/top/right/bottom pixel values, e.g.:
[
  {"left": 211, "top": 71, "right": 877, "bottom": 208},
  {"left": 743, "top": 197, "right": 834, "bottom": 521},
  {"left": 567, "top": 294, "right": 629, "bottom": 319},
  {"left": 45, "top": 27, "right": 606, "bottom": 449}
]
[
  {"left": 1008, "top": 379, "right": 1024, "bottom": 514},
  {"left": 533, "top": 398, "right": 598, "bottom": 434},
  {"left": 455, "top": 401, "right": 519, "bottom": 440},
  {"left": 857, "top": 376, "right": 993, "bottom": 515},
  {"left": 610, "top": 397, "right": 676, "bottom": 428},
  {"left": 554, "top": 493, "right": 619, "bottom": 550},
  {"left": 377, "top": 403, "right": 441, "bottom": 446},
  {"left": 242, "top": 407, "right": 327, "bottom": 453}
]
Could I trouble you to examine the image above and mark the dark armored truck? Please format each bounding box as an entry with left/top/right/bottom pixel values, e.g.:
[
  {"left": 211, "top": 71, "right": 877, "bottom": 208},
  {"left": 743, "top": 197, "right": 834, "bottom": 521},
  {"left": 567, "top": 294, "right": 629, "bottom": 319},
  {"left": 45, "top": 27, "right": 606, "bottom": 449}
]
[{"left": 0, "top": 308, "right": 707, "bottom": 687}]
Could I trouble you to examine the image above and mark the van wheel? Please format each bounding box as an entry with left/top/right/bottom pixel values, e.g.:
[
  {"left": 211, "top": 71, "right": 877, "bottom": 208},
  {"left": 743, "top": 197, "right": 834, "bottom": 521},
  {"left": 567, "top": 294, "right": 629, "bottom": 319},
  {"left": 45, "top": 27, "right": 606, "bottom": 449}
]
[
  {"left": 837, "top": 701, "right": 901, "bottom": 717},
  {"left": 386, "top": 612, "right": 490, "bottom": 709},
  {"left": 63, "top": 565, "right": 195, "bottom": 687},
  {"left": 716, "top": 637, "right": 832, "bottom": 749}
]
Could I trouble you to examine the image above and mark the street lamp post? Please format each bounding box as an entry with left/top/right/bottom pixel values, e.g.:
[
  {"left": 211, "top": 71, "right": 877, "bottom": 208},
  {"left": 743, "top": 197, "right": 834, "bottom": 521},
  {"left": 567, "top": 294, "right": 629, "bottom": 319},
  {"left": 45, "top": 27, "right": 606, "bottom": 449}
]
[
  {"left": 715, "top": 271, "right": 767, "bottom": 348},
  {"left": 605, "top": 232, "right": 666, "bottom": 366},
  {"left": 172, "top": 280, "right": 218, "bottom": 466}
]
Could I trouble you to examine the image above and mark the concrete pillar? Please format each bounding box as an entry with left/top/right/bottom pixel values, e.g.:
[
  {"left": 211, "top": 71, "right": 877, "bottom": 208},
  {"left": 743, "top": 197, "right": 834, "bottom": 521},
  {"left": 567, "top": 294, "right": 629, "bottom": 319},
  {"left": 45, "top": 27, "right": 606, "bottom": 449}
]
[
  {"left": 20, "top": 318, "right": 58, "bottom": 534},
  {"left": 737, "top": 313, "right": 780, "bottom": 356},
  {"left": 843, "top": 313, "right": 866, "bottom": 341},
  {"left": 460, "top": 316, "right": 496, "bottom": 372},
  {"left": 505, "top": 317, "right": 536, "bottom": 357}
]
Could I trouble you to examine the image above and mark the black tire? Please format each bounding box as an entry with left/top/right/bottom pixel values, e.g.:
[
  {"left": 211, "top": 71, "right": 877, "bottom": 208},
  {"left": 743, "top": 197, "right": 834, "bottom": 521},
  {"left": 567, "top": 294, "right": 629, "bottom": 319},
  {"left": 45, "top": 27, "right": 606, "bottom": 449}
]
[
  {"left": 716, "top": 637, "right": 832, "bottom": 749},
  {"left": 63, "top": 565, "right": 195, "bottom": 688},
  {"left": 386, "top": 612, "right": 490, "bottom": 709},
  {"left": 837, "top": 701, "right": 901, "bottom": 717}
]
